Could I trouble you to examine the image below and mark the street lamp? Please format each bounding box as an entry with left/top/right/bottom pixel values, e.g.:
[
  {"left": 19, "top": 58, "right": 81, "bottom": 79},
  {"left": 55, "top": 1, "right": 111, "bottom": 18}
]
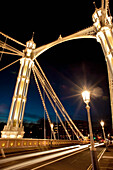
[
  {"left": 100, "top": 120, "right": 106, "bottom": 140},
  {"left": 51, "top": 123, "right": 54, "bottom": 140},
  {"left": 100, "top": 120, "right": 107, "bottom": 145},
  {"left": 82, "top": 90, "right": 99, "bottom": 170}
]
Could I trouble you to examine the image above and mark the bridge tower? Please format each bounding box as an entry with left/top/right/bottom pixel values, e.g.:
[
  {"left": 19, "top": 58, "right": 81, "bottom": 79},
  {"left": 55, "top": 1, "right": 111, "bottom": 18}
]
[
  {"left": 1, "top": 39, "right": 36, "bottom": 138},
  {"left": 92, "top": 0, "right": 113, "bottom": 129}
]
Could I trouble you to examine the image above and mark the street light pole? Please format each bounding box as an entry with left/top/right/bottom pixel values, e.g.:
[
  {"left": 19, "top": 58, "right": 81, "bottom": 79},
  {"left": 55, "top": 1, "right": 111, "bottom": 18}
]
[
  {"left": 100, "top": 121, "right": 106, "bottom": 141},
  {"left": 51, "top": 123, "right": 54, "bottom": 140},
  {"left": 100, "top": 120, "right": 108, "bottom": 150},
  {"left": 82, "top": 91, "right": 99, "bottom": 170}
]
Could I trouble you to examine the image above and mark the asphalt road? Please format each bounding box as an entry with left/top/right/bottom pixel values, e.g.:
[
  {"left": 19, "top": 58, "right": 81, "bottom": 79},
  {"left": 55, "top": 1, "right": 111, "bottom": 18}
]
[
  {"left": 30, "top": 147, "right": 92, "bottom": 170},
  {"left": 30, "top": 146, "right": 104, "bottom": 170},
  {"left": 0, "top": 143, "right": 105, "bottom": 170}
]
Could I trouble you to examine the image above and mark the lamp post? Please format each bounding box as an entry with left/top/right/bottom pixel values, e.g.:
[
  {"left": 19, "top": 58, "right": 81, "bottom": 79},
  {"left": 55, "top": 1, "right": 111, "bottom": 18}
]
[
  {"left": 51, "top": 123, "right": 54, "bottom": 140},
  {"left": 100, "top": 121, "right": 106, "bottom": 141},
  {"left": 100, "top": 120, "right": 108, "bottom": 150},
  {"left": 82, "top": 91, "right": 99, "bottom": 170}
]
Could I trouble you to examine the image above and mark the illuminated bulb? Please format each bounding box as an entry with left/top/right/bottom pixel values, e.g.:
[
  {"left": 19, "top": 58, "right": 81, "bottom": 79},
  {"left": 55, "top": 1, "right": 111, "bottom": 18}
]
[{"left": 82, "top": 90, "right": 90, "bottom": 104}]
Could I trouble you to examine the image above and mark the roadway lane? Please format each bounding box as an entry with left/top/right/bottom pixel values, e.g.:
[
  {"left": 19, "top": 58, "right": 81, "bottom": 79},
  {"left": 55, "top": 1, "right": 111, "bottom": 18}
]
[
  {"left": 29, "top": 145, "right": 104, "bottom": 170},
  {"left": 0, "top": 143, "right": 104, "bottom": 170},
  {"left": 35, "top": 148, "right": 92, "bottom": 170}
]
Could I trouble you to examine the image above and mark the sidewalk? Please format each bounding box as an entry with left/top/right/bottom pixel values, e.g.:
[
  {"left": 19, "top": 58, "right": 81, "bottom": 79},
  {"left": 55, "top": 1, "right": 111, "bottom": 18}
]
[{"left": 99, "top": 145, "right": 113, "bottom": 170}]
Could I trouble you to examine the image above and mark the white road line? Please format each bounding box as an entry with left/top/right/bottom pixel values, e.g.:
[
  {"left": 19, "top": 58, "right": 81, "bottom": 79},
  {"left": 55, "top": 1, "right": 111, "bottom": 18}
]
[
  {"left": 103, "top": 156, "right": 113, "bottom": 159},
  {"left": 98, "top": 148, "right": 106, "bottom": 161},
  {"left": 87, "top": 145, "right": 106, "bottom": 170}
]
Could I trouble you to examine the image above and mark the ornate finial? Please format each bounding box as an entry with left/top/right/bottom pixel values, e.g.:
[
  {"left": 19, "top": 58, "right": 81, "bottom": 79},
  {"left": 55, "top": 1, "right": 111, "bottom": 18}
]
[
  {"left": 26, "top": 32, "right": 36, "bottom": 51},
  {"left": 58, "top": 34, "right": 62, "bottom": 40}
]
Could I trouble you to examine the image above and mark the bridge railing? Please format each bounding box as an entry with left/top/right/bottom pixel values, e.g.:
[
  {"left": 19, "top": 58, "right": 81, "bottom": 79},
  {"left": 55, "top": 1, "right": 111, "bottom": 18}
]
[{"left": 0, "top": 138, "right": 88, "bottom": 149}]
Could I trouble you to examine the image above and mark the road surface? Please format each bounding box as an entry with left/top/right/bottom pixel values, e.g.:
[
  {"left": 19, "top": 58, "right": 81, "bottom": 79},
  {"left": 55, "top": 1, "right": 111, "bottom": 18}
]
[{"left": 0, "top": 143, "right": 104, "bottom": 170}]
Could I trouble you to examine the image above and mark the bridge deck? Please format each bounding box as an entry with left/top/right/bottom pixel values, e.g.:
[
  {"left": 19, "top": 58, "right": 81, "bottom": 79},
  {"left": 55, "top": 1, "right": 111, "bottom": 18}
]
[{"left": 0, "top": 138, "right": 88, "bottom": 150}]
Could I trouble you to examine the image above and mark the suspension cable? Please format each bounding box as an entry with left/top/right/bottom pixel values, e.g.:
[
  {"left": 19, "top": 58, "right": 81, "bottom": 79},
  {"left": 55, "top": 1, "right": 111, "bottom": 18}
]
[
  {"left": 35, "top": 59, "right": 85, "bottom": 140},
  {"left": 34, "top": 65, "right": 71, "bottom": 140},
  {"left": 0, "top": 37, "right": 7, "bottom": 61},
  {"left": 0, "top": 58, "right": 21, "bottom": 72},
  {"left": 32, "top": 66, "right": 56, "bottom": 140},
  {"left": 0, "top": 31, "right": 26, "bottom": 47},
  {"left": 34, "top": 65, "right": 79, "bottom": 140},
  {"left": 34, "top": 64, "right": 82, "bottom": 140},
  {"left": 34, "top": 60, "right": 83, "bottom": 139},
  {"left": 0, "top": 40, "right": 23, "bottom": 56},
  {"left": 0, "top": 51, "right": 23, "bottom": 56}
]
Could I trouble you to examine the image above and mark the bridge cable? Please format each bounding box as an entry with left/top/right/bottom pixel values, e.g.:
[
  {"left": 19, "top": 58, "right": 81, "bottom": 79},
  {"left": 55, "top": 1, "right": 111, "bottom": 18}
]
[
  {"left": 34, "top": 60, "right": 84, "bottom": 140},
  {"left": 0, "top": 40, "right": 23, "bottom": 56},
  {"left": 34, "top": 64, "right": 74, "bottom": 139},
  {"left": 33, "top": 65, "right": 71, "bottom": 140},
  {"left": 32, "top": 66, "right": 56, "bottom": 140},
  {"left": 0, "top": 31, "right": 26, "bottom": 47},
  {"left": 0, "top": 37, "right": 7, "bottom": 61},
  {"left": 0, "top": 58, "right": 21, "bottom": 72},
  {"left": 43, "top": 83, "right": 46, "bottom": 139},
  {"left": 34, "top": 64, "right": 79, "bottom": 140},
  {"left": 0, "top": 51, "right": 23, "bottom": 56},
  {"left": 34, "top": 59, "right": 84, "bottom": 140}
]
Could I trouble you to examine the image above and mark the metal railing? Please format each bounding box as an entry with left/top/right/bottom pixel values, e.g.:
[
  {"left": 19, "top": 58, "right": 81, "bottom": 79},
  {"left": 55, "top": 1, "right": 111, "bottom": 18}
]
[{"left": 0, "top": 138, "right": 87, "bottom": 149}]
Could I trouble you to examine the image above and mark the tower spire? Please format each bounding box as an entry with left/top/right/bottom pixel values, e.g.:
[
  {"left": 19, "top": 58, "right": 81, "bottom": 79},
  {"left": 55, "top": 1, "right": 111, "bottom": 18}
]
[
  {"left": 31, "top": 32, "right": 35, "bottom": 41},
  {"left": 93, "top": 2, "right": 97, "bottom": 10}
]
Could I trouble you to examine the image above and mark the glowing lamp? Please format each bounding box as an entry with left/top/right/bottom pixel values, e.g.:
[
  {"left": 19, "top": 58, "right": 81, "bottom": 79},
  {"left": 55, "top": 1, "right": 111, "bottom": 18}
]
[
  {"left": 100, "top": 120, "right": 104, "bottom": 127},
  {"left": 82, "top": 90, "right": 90, "bottom": 104},
  {"left": 51, "top": 123, "right": 54, "bottom": 129}
]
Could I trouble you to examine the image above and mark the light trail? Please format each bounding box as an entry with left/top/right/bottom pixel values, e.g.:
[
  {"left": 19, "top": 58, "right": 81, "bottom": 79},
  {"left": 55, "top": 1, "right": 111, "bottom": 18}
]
[
  {"left": 94, "top": 143, "right": 104, "bottom": 147},
  {"left": 4, "top": 145, "right": 89, "bottom": 170},
  {"left": 0, "top": 145, "right": 80, "bottom": 164},
  {"left": 31, "top": 147, "right": 88, "bottom": 170},
  {"left": 34, "top": 143, "right": 105, "bottom": 170},
  {"left": 2, "top": 143, "right": 104, "bottom": 170}
]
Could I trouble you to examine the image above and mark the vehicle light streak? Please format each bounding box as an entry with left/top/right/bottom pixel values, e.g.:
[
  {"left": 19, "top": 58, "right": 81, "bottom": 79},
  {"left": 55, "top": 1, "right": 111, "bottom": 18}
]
[
  {"left": 0, "top": 145, "right": 80, "bottom": 164},
  {"left": 31, "top": 147, "right": 88, "bottom": 170},
  {"left": 3, "top": 143, "right": 103, "bottom": 170}
]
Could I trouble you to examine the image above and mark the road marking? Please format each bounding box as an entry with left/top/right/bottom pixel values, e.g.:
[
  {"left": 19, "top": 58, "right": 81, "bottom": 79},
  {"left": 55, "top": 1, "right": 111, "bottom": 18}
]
[
  {"left": 97, "top": 148, "right": 106, "bottom": 161},
  {"left": 87, "top": 164, "right": 92, "bottom": 170},
  {"left": 87, "top": 147, "right": 106, "bottom": 170},
  {"left": 103, "top": 156, "right": 113, "bottom": 159}
]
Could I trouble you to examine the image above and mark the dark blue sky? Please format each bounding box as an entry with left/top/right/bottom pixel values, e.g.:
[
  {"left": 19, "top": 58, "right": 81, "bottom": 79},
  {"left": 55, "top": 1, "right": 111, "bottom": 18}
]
[{"left": 0, "top": 0, "right": 112, "bottom": 127}]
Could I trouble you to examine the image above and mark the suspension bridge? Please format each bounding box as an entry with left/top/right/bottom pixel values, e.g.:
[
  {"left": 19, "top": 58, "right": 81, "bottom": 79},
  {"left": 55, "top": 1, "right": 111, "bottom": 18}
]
[{"left": 0, "top": 0, "right": 113, "bottom": 149}]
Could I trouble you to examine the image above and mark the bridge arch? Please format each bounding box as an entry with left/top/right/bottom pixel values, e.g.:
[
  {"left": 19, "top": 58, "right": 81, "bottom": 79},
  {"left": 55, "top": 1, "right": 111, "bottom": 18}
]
[{"left": 33, "top": 26, "right": 96, "bottom": 60}]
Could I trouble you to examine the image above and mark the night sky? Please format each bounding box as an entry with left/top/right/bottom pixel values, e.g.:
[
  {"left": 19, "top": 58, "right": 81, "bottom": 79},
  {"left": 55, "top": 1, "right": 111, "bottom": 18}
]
[{"left": 0, "top": 1, "right": 112, "bottom": 128}]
